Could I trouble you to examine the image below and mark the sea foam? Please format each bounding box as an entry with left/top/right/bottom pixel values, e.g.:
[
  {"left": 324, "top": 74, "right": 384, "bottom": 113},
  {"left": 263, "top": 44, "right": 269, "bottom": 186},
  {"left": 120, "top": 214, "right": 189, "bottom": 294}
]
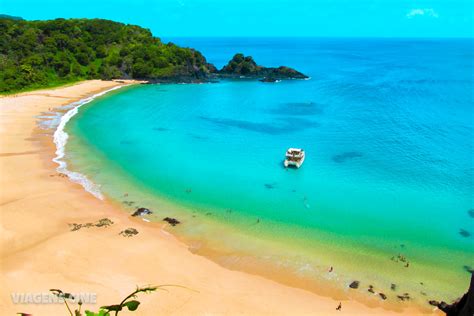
[{"left": 52, "top": 85, "right": 127, "bottom": 200}]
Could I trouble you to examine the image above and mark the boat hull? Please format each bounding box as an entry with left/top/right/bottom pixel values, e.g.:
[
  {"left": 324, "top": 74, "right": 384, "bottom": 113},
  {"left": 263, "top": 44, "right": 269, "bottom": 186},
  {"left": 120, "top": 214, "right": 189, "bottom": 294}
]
[{"left": 284, "top": 155, "right": 305, "bottom": 168}]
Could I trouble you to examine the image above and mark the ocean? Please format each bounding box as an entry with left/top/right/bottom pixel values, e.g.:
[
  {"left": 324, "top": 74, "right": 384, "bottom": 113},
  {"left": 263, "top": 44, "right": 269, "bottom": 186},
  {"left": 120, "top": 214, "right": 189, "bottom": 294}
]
[{"left": 63, "top": 38, "right": 473, "bottom": 307}]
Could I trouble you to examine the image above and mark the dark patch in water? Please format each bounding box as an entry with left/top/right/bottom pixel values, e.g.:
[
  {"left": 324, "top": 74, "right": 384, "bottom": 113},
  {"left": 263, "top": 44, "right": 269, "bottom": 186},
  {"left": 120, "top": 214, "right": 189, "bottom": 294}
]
[
  {"left": 468, "top": 209, "right": 474, "bottom": 218},
  {"left": 188, "top": 133, "right": 208, "bottom": 140},
  {"left": 264, "top": 183, "right": 277, "bottom": 189},
  {"left": 153, "top": 127, "right": 169, "bottom": 132},
  {"left": 122, "top": 201, "right": 135, "bottom": 206},
  {"left": 120, "top": 140, "right": 134, "bottom": 145},
  {"left": 463, "top": 265, "right": 474, "bottom": 273},
  {"left": 459, "top": 229, "right": 471, "bottom": 237},
  {"left": 332, "top": 151, "right": 363, "bottom": 163},
  {"left": 199, "top": 116, "right": 319, "bottom": 135},
  {"left": 269, "top": 102, "right": 324, "bottom": 116}
]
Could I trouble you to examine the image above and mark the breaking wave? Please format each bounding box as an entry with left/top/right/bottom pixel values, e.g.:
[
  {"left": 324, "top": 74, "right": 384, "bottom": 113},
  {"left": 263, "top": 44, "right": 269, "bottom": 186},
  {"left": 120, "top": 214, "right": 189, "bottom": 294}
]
[{"left": 52, "top": 85, "right": 127, "bottom": 200}]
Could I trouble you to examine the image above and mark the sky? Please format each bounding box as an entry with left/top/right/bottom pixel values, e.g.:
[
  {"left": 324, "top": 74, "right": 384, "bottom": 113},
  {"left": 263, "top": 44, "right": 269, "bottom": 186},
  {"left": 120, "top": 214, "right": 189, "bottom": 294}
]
[{"left": 1, "top": 0, "right": 473, "bottom": 38}]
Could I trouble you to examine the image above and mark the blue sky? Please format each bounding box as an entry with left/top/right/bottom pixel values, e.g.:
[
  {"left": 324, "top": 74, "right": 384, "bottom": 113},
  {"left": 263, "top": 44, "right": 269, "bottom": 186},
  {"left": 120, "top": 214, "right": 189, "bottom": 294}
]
[{"left": 1, "top": 0, "right": 472, "bottom": 37}]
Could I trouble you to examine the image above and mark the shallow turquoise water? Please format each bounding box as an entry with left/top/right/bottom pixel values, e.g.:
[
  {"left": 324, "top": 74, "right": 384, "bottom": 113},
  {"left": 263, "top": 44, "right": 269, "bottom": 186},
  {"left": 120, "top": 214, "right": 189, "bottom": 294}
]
[{"left": 65, "top": 38, "right": 474, "bottom": 302}]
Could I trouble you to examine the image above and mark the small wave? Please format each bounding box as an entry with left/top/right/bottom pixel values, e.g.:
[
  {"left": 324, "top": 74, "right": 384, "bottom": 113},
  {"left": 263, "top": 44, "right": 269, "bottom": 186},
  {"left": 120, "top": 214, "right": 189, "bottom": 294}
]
[{"left": 52, "top": 85, "right": 128, "bottom": 200}]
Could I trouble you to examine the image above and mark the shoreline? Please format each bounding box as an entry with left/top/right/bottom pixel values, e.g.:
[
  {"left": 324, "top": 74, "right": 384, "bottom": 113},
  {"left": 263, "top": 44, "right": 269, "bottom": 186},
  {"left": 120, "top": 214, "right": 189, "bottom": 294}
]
[
  {"left": 0, "top": 80, "right": 436, "bottom": 315},
  {"left": 52, "top": 84, "right": 133, "bottom": 200}
]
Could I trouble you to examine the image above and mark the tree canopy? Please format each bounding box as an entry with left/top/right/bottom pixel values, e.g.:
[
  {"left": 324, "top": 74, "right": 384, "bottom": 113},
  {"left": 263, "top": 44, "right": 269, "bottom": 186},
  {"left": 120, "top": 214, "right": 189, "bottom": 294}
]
[
  {"left": 0, "top": 18, "right": 214, "bottom": 92},
  {"left": 0, "top": 18, "right": 307, "bottom": 93}
]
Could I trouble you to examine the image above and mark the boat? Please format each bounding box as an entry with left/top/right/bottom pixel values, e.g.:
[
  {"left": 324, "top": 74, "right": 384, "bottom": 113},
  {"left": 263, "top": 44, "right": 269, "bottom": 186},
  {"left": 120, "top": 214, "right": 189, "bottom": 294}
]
[{"left": 284, "top": 148, "right": 305, "bottom": 168}]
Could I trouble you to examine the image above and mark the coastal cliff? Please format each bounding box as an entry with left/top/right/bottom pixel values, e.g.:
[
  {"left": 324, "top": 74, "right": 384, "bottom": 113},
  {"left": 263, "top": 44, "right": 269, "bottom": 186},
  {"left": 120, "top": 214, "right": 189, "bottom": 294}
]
[{"left": 0, "top": 17, "right": 307, "bottom": 93}]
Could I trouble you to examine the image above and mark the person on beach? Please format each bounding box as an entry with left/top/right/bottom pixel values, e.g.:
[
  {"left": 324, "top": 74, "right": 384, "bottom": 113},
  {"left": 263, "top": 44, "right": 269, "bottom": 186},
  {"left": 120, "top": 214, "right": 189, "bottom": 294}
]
[{"left": 336, "top": 302, "right": 342, "bottom": 311}]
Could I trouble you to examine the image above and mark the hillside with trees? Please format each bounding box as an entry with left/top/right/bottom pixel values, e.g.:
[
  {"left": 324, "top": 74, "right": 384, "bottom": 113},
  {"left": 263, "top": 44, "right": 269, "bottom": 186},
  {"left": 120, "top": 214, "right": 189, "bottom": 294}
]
[
  {"left": 0, "top": 18, "right": 215, "bottom": 92},
  {"left": 0, "top": 18, "right": 307, "bottom": 93}
]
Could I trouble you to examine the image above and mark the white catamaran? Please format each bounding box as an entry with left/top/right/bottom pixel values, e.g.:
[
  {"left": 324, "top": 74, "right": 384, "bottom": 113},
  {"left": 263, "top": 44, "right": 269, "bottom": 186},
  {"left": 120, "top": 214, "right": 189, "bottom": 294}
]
[{"left": 284, "top": 148, "right": 305, "bottom": 168}]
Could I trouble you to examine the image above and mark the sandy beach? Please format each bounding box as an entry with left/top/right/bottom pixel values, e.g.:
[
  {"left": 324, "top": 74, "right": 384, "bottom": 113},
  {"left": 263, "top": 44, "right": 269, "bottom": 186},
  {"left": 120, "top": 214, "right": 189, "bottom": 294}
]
[{"left": 0, "top": 80, "right": 435, "bottom": 315}]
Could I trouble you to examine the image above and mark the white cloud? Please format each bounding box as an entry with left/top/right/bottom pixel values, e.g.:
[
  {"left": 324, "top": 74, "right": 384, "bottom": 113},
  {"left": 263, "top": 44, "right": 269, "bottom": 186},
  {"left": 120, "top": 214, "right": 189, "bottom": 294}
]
[{"left": 406, "top": 8, "right": 439, "bottom": 18}]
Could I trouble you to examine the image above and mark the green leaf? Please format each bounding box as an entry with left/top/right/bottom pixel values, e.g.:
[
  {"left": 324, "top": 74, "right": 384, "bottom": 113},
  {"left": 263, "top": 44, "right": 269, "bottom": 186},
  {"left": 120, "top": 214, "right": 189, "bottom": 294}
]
[
  {"left": 123, "top": 300, "right": 140, "bottom": 311},
  {"left": 85, "top": 309, "right": 110, "bottom": 316},
  {"left": 100, "top": 304, "right": 122, "bottom": 312}
]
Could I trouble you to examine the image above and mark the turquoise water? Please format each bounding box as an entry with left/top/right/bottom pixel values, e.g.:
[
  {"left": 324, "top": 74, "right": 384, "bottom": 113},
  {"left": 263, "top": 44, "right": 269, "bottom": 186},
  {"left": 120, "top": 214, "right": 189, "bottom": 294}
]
[{"left": 66, "top": 38, "right": 474, "bottom": 305}]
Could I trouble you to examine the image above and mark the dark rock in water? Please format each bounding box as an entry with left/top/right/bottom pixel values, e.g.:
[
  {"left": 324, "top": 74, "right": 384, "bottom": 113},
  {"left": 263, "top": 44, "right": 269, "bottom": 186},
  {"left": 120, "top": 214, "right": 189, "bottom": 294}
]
[
  {"left": 379, "top": 293, "right": 387, "bottom": 300},
  {"left": 438, "top": 301, "right": 449, "bottom": 310},
  {"left": 132, "top": 207, "right": 152, "bottom": 217},
  {"left": 459, "top": 229, "right": 471, "bottom": 237},
  {"left": 464, "top": 265, "right": 474, "bottom": 273},
  {"left": 468, "top": 209, "right": 474, "bottom": 218},
  {"left": 163, "top": 217, "right": 181, "bottom": 226},
  {"left": 391, "top": 284, "right": 397, "bottom": 291},
  {"left": 429, "top": 300, "right": 440, "bottom": 306},
  {"left": 218, "top": 54, "right": 308, "bottom": 80},
  {"left": 332, "top": 151, "right": 363, "bottom": 163},
  {"left": 397, "top": 293, "right": 410, "bottom": 301},
  {"left": 437, "top": 273, "right": 474, "bottom": 316},
  {"left": 259, "top": 77, "right": 279, "bottom": 83},
  {"left": 349, "top": 281, "right": 360, "bottom": 289}
]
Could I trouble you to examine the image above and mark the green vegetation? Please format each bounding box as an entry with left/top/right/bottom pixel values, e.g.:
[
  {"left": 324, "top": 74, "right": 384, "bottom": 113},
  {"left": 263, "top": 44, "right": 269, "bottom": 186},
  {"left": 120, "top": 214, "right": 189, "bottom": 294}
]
[
  {"left": 49, "top": 285, "right": 182, "bottom": 316},
  {"left": 219, "top": 53, "right": 308, "bottom": 80},
  {"left": 220, "top": 53, "right": 260, "bottom": 75},
  {"left": 0, "top": 18, "right": 307, "bottom": 93},
  {"left": 0, "top": 18, "right": 214, "bottom": 93}
]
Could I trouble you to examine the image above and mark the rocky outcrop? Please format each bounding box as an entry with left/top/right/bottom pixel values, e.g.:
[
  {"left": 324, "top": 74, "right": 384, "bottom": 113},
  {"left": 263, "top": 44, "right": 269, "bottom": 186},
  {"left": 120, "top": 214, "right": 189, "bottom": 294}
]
[
  {"left": 119, "top": 228, "right": 139, "bottom": 237},
  {"left": 217, "top": 54, "right": 308, "bottom": 80},
  {"left": 436, "top": 273, "right": 474, "bottom": 316},
  {"left": 132, "top": 207, "right": 153, "bottom": 217}
]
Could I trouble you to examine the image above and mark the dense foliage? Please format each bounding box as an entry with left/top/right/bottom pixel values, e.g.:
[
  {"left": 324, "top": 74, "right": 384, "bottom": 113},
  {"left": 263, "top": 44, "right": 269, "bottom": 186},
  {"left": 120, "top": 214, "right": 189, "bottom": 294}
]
[
  {"left": 220, "top": 53, "right": 260, "bottom": 75},
  {"left": 0, "top": 18, "right": 215, "bottom": 92},
  {"left": 219, "top": 53, "right": 308, "bottom": 79}
]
